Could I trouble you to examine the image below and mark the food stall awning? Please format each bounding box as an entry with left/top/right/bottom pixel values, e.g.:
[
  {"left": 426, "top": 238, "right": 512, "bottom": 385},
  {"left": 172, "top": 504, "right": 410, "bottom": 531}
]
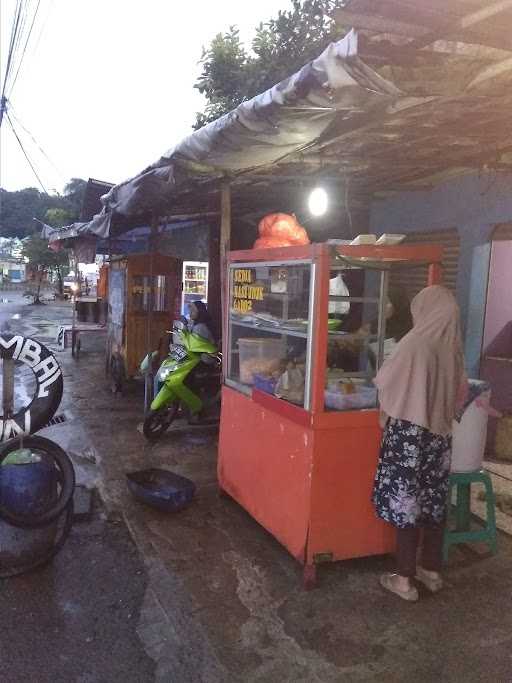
[
  {"left": 48, "top": 0, "right": 512, "bottom": 245},
  {"left": 41, "top": 217, "right": 204, "bottom": 260},
  {"left": 47, "top": 29, "right": 403, "bottom": 244}
]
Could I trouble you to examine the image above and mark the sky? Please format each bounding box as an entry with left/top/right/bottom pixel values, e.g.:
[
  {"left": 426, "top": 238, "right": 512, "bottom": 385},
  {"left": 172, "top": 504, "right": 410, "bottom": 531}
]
[{"left": 0, "top": 0, "right": 289, "bottom": 194}]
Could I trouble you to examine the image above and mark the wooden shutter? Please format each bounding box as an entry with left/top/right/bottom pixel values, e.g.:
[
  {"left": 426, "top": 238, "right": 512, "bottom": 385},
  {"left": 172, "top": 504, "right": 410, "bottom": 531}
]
[
  {"left": 492, "top": 224, "right": 512, "bottom": 241},
  {"left": 389, "top": 228, "right": 460, "bottom": 300}
]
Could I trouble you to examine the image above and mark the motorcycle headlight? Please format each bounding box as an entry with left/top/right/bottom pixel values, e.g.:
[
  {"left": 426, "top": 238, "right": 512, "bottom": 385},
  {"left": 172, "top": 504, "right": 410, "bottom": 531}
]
[{"left": 157, "top": 366, "right": 173, "bottom": 382}]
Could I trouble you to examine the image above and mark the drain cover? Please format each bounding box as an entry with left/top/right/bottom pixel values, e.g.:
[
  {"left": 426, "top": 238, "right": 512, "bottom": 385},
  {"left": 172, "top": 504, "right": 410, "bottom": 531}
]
[{"left": 44, "top": 412, "right": 68, "bottom": 428}]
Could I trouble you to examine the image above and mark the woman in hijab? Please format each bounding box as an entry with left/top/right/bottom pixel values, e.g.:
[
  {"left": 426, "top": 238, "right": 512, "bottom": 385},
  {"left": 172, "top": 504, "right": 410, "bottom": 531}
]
[
  {"left": 188, "top": 301, "right": 216, "bottom": 345},
  {"left": 372, "top": 286, "right": 467, "bottom": 602}
]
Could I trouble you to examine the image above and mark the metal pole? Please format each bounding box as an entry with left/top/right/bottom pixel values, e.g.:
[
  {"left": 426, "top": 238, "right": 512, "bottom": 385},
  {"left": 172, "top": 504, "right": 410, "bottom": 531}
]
[
  {"left": 220, "top": 180, "right": 231, "bottom": 375},
  {"left": 376, "top": 270, "right": 389, "bottom": 370},
  {"left": 2, "top": 358, "right": 14, "bottom": 419},
  {"left": 144, "top": 216, "right": 158, "bottom": 411}
]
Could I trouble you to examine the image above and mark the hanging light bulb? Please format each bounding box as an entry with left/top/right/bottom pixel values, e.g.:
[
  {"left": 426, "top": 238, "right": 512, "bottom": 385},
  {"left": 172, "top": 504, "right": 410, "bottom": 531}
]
[{"left": 308, "top": 187, "right": 328, "bottom": 216}]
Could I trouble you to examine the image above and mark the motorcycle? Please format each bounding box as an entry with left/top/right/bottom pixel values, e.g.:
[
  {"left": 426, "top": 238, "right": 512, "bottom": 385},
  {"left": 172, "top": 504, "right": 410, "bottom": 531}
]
[{"left": 141, "top": 321, "right": 222, "bottom": 440}]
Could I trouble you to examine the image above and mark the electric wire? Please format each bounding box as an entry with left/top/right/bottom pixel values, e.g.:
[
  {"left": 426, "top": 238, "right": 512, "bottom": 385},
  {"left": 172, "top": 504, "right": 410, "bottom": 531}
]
[
  {"left": 8, "top": 102, "right": 65, "bottom": 179},
  {"left": 1, "top": 0, "right": 42, "bottom": 125},
  {"left": 1, "top": 1, "right": 24, "bottom": 107},
  {"left": 6, "top": 1, "right": 29, "bottom": 95},
  {"left": 29, "top": 0, "right": 55, "bottom": 62},
  {"left": 5, "top": 109, "right": 48, "bottom": 193},
  {"left": 9, "top": 0, "right": 41, "bottom": 97},
  {"left": 3, "top": 2, "right": 21, "bottom": 92}
]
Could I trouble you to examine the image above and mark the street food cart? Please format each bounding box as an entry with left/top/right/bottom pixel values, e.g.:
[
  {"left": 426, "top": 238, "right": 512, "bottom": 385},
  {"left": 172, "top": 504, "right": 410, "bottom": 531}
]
[
  {"left": 106, "top": 253, "right": 181, "bottom": 391},
  {"left": 218, "top": 242, "right": 443, "bottom": 587}
]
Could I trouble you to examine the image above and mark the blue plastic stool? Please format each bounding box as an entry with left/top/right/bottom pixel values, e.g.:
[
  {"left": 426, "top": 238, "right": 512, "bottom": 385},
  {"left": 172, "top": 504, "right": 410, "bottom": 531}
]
[{"left": 443, "top": 470, "right": 498, "bottom": 561}]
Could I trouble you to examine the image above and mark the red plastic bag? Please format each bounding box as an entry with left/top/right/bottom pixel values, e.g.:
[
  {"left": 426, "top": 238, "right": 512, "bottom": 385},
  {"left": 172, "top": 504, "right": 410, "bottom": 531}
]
[
  {"left": 254, "top": 236, "right": 292, "bottom": 249},
  {"left": 289, "top": 226, "right": 309, "bottom": 245},
  {"left": 255, "top": 213, "right": 310, "bottom": 249},
  {"left": 258, "top": 213, "right": 294, "bottom": 238}
]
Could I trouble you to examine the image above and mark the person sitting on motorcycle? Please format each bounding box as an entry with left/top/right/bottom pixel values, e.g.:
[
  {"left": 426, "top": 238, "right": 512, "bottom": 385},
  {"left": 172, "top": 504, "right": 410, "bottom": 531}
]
[
  {"left": 188, "top": 301, "right": 216, "bottom": 345},
  {"left": 187, "top": 301, "right": 218, "bottom": 424},
  {"left": 153, "top": 301, "right": 218, "bottom": 401}
]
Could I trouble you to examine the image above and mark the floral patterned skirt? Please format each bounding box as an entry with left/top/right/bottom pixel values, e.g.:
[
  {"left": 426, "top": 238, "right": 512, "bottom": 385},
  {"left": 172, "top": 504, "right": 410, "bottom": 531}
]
[{"left": 372, "top": 418, "right": 452, "bottom": 529}]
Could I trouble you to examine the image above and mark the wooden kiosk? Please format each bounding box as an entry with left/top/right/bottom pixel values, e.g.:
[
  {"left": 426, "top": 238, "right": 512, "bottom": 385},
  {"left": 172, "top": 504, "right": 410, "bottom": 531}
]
[
  {"left": 106, "top": 253, "right": 181, "bottom": 390},
  {"left": 218, "top": 242, "right": 443, "bottom": 587}
]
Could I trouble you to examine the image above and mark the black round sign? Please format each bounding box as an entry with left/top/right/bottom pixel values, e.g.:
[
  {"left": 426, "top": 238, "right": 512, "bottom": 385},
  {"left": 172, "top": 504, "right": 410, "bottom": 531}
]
[{"left": 0, "top": 334, "right": 63, "bottom": 441}]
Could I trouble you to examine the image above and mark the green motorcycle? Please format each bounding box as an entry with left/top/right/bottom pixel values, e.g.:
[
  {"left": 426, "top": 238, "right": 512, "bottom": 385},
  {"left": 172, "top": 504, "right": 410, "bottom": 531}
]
[{"left": 141, "top": 322, "right": 222, "bottom": 440}]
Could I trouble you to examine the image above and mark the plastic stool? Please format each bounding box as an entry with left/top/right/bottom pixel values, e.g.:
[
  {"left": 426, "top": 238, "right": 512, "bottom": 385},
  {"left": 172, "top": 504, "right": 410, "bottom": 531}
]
[{"left": 443, "top": 470, "right": 498, "bottom": 561}]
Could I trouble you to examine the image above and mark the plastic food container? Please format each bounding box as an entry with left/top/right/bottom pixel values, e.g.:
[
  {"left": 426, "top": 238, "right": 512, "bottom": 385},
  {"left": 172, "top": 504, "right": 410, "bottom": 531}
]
[
  {"left": 326, "top": 377, "right": 366, "bottom": 392},
  {"left": 376, "top": 233, "right": 406, "bottom": 246},
  {"left": 238, "top": 338, "right": 285, "bottom": 384},
  {"left": 253, "top": 374, "right": 277, "bottom": 395},
  {"left": 349, "top": 234, "right": 377, "bottom": 246},
  {"left": 324, "top": 386, "right": 377, "bottom": 411}
]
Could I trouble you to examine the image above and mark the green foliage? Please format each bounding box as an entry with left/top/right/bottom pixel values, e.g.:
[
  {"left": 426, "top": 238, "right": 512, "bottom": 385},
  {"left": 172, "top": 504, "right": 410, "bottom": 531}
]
[
  {"left": 45, "top": 207, "right": 74, "bottom": 229},
  {"left": 0, "top": 187, "right": 49, "bottom": 239},
  {"left": 194, "top": 0, "right": 345, "bottom": 129},
  {"left": 22, "top": 235, "right": 69, "bottom": 301},
  {"left": 22, "top": 235, "right": 67, "bottom": 270},
  {"left": 0, "top": 177, "right": 87, "bottom": 239},
  {"left": 63, "top": 178, "right": 87, "bottom": 215},
  {"left": 195, "top": 27, "right": 250, "bottom": 129}
]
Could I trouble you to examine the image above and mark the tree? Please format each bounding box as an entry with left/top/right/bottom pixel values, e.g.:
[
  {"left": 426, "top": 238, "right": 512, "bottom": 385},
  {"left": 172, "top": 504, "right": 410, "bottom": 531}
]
[
  {"left": 0, "top": 177, "right": 87, "bottom": 240},
  {"left": 0, "top": 187, "right": 47, "bottom": 238},
  {"left": 45, "top": 207, "right": 75, "bottom": 229},
  {"left": 22, "top": 236, "right": 68, "bottom": 304},
  {"left": 194, "top": 27, "right": 250, "bottom": 129},
  {"left": 63, "top": 178, "right": 87, "bottom": 216},
  {"left": 194, "top": 0, "right": 346, "bottom": 129}
]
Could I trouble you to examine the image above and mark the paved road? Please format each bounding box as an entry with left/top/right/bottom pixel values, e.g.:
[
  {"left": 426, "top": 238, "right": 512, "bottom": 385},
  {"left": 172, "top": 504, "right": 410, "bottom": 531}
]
[
  {"left": 0, "top": 297, "right": 155, "bottom": 683},
  {"left": 0, "top": 501, "right": 155, "bottom": 683}
]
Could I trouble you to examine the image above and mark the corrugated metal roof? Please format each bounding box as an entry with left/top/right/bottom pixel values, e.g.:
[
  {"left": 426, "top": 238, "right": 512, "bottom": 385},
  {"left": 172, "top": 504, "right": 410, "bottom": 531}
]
[{"left": 50, "top": 0, "right": 512, "bottom": 243}]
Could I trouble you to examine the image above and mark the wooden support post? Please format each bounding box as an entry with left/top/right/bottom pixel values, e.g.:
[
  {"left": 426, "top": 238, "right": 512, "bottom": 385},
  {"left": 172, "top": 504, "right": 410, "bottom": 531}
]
[
  {"left": 220, "top": 181, "right": 231, "bottom": 357},
  {"left": 207, "top": 221, "right": 221, "bottom": 340},
  {"left": 428, "top": 263, "right": 443, "bottom": 286}
]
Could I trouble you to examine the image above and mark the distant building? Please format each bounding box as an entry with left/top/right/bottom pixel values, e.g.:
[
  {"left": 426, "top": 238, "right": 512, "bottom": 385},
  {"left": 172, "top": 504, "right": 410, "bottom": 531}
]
[
  {"left": 0, "top": 237, "right": 24, "bottom": 260},
  {"left": 0, "top": 257, "right": 26, "bottom": 283}
]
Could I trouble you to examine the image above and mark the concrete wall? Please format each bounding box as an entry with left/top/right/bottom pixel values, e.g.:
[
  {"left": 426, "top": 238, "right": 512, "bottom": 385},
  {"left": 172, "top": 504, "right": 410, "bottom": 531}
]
[
  {"left": 483, "top": 241, "right": 512, "bottom": 354},
  {"left": 369, "top": 171, "right": 512, "bottom": 376}
]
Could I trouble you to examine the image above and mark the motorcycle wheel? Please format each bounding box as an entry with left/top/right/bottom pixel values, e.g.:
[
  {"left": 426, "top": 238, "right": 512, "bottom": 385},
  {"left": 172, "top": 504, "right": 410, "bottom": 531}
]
[{"left": 142, "top": 404, "right": 179, "bottom": 441}]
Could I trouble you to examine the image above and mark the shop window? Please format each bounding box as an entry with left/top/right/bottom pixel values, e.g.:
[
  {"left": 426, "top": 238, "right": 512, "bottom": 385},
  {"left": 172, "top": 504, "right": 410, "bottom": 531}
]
[
  {"left": 131, "top": 275, "right": 169, "bottom": 312},
  {"left": 227, "top": 262, "right": 312, "bottom": 408},
  {"left": 325, "top": 265, "right": 387, "bottom": 412}
]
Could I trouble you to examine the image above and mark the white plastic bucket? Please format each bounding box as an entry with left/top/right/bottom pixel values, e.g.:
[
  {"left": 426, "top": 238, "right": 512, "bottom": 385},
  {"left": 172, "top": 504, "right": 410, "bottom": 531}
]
[{"left": 451, "top": 386, "right": 490, "bottom": 472}]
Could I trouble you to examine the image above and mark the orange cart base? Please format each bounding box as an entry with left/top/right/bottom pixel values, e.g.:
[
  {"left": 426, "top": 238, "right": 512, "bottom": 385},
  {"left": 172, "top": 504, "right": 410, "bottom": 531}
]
[{"left": 218, "top": 386, "right": 396, "bottom": 588}]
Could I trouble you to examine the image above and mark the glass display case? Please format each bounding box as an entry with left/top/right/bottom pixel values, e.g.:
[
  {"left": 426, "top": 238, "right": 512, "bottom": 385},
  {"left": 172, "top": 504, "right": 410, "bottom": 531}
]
[
  {"left": 181, "top": 261, "right": 208, "bottom": 316},
  {"left": 226, "top": 250, "right": 395, "bottom": 414},
  {"left": 219, "top": 242, "right": 444, "bottom": 588},
  {"left": 227, "top": 260, "right": 314, "bottom": 407}
]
